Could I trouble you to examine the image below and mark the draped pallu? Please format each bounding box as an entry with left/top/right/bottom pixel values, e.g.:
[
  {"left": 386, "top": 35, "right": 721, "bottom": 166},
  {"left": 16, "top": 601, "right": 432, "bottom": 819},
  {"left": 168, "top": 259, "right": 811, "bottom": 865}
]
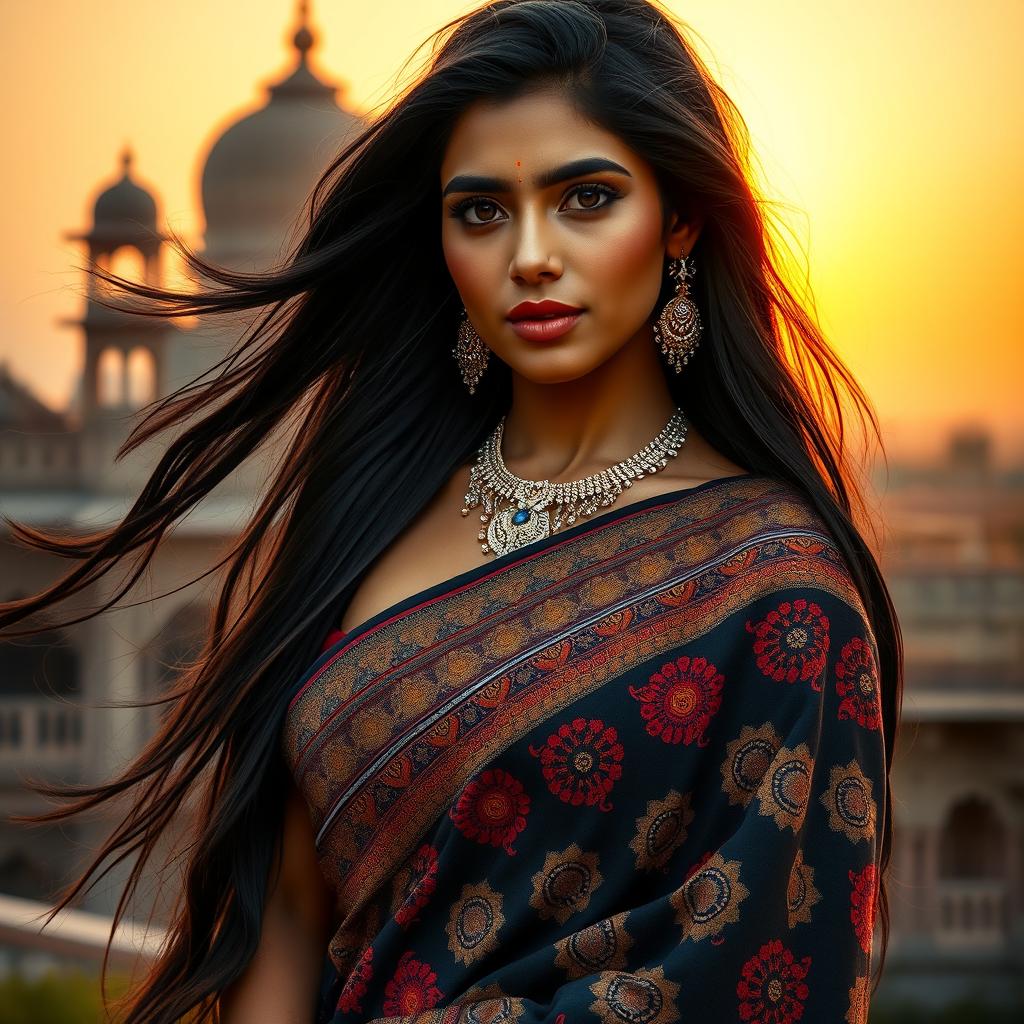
[{"left": 281, "top": 474, "right": 885, "bottom": 1024}]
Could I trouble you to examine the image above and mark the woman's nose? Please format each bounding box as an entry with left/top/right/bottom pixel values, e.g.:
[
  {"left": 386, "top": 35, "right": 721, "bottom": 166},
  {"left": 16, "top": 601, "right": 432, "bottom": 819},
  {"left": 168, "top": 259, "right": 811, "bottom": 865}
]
[{"left": 508, "top": 206, "right": 563, "bottom": 283}]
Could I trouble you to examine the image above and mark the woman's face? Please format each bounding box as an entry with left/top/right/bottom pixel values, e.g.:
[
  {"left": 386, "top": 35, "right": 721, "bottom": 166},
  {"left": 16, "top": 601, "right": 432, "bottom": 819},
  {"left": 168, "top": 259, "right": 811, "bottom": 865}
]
[{"left": 440, "top": 86, "right": 698, "bottom": 384}]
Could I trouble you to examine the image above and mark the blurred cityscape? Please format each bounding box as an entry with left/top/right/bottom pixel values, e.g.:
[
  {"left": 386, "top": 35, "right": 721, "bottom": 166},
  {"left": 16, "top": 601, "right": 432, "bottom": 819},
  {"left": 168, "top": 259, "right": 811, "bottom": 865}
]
[{"left": 0, "top": 2, "right": 1021, "bottom": 1017}]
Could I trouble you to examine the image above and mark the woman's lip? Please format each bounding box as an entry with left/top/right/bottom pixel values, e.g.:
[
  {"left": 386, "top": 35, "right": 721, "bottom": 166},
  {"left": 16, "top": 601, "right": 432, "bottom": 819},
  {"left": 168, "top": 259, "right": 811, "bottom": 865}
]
[
  {"left": 507, "top": 305, "right": 584, "bottom": 321},
  {"left": 507, "top": 312, "right": 584, "bottom": 341}
]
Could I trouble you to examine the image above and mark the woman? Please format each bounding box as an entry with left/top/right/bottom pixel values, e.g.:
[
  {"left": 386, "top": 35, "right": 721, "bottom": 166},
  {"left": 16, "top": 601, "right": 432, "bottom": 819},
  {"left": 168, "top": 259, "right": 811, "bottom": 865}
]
[{"left": 3, "top": 1, "right": 901, "bottom": 1022}]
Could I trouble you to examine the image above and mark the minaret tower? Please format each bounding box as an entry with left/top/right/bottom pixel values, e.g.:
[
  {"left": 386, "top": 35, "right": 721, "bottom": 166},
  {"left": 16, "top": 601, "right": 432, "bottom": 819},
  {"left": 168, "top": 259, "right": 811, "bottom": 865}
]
[{"left": 61, "top": 146, "right": 171, "bottom": 488}]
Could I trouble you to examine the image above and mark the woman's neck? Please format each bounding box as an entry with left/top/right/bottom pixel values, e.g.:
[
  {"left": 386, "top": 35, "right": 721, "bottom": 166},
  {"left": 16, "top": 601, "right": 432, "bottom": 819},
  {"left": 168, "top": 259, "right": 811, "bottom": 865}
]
[{"left": 501, "top": 325, "right": 680, "bottom": 481}]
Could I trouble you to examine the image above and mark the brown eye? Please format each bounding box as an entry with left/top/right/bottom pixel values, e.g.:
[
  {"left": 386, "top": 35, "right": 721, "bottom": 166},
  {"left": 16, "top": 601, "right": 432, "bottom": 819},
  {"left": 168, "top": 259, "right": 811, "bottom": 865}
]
[
  {"left": 562, "top": 183, "right": 620, "bottom": 212},
  {"left": 452, "top": 197, "right": 506, "bottom": 226}
]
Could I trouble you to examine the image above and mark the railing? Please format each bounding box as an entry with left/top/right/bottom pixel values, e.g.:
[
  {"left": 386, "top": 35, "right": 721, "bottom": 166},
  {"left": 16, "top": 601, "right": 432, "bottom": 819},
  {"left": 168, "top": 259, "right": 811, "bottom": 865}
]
[
  {"left": 0, "top": 892, "right": 164, "bottom": 971},
  {"left": 0, "top": 698, "right": 83, "bottom": 781},
  {"left": 934, "top": 880, "right": 1009, "bottom": 950}
]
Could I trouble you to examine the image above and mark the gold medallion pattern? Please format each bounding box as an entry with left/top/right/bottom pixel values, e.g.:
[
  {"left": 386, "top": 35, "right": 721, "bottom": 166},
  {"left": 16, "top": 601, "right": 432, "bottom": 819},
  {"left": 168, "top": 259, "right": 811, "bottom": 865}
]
[
  {"left": 820, "top": 759, "right": 878, "bottom": 844},
  {"left": 629, "top": 788, "right": 695, "bottom": 872},
  {"left": 672, "top": 852, "right": 750, "bottom": 942},
  {"left": 587, "top": 966, "right": 682, "bottom": 1024},
  {"left": 552, "top": 910, "right": 634, "bottom": 980},
  {"left": 721, "top": 722, "right": 782, "bottom": 807},
  {"left": 756, "top": 742, "right": 815, "bottom": 831},
  {"left": 787, "top": 849, "right": 822, "bottom": 927},
  {"left": 529, "top": 843, "right": 604, "bottom": 925},
  {"left": 446, "top": 880, "right": 506, "bottom": 966}
]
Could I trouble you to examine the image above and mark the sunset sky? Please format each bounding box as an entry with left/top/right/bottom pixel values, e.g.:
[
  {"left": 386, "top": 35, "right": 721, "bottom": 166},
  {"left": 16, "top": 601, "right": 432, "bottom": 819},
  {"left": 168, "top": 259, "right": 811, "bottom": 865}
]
[{"left": 1, "top": 0, "right": 1021, "bottom": 460}]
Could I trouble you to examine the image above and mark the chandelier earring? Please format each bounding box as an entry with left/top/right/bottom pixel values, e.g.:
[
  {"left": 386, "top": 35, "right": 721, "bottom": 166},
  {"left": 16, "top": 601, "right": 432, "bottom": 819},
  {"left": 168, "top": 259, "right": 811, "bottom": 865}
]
[
  {"left": 652, "top": 253, "right": 703, "bottom": 373},
  {"left": 453, "top": 305, "right": 490, "bottom": 394}
]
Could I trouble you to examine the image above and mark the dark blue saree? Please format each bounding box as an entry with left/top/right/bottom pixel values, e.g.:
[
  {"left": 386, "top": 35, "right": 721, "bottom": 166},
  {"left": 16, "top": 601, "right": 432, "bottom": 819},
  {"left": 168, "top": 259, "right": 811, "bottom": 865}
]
[{"left": 281, "top": 474, "right": 885, "bottom": 1024}]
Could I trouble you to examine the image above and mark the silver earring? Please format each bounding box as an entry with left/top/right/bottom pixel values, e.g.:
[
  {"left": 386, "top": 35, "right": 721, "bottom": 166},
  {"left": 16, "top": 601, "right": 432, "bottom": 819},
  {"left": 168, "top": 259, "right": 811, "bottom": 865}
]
[
  {"left": 453, "top": 305, "right": 490, "bottom": 394},
  {"left": 653, "top": 254, "right": 703, "bottom": 373}
]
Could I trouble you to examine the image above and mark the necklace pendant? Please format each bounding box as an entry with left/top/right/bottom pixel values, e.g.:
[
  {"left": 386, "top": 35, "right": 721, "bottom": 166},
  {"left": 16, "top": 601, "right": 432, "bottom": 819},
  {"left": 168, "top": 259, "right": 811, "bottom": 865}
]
[{"left": 485, "top": 503, "right": 550, "bottom": 557}]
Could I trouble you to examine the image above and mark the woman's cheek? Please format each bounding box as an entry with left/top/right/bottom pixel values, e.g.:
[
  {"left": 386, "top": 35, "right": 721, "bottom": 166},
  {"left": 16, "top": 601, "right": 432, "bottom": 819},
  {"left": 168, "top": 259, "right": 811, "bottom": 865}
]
[
  {"left": 585, "top": 230, "right": 664, "bottom": 330},
  {"left": 442, "top": 238, "right": 477, "bottom": 297}
]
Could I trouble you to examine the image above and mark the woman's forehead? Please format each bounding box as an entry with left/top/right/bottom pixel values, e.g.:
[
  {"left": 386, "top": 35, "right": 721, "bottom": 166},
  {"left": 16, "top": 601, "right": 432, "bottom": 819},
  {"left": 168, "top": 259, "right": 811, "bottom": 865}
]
[{"left": 440, "top": 93, "right": 634, "bottom": 183}]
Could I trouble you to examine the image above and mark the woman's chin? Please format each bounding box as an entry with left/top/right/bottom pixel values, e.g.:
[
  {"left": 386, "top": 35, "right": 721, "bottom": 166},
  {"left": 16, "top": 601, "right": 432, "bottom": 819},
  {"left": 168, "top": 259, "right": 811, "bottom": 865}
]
[
  {"left": 493, "top": 342, "right": 614, "bottom": 385},
  {"left": 503, "top": 352, "right": 607, "bottom": 385}
]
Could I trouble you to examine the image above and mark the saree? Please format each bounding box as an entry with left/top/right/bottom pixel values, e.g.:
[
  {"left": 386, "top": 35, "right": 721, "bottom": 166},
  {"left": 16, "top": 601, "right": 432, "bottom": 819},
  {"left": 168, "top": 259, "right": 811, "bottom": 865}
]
[{"left": 281, "top": 473, "right": 886, "bottom": 1024}]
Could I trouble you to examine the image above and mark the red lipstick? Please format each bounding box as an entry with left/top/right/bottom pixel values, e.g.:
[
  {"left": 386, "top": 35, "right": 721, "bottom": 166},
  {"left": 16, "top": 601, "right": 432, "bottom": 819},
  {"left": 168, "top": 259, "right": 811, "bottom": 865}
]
[{"left": 506, "top": 299, "right": 585, "bottom": 342}]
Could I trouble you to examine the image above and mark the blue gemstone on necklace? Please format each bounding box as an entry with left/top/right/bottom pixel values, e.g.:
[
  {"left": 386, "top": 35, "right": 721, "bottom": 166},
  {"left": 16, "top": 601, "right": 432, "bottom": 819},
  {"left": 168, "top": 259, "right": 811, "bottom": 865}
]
[{"left": 512, "top": 507, "right": 531, "bottom": 525}]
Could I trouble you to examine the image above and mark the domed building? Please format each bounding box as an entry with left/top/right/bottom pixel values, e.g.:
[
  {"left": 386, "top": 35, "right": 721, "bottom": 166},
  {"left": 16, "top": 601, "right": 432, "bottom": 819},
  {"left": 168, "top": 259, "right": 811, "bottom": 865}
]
[
  {"left": 199, "top": 1, "right": 362, "bottom": 271},
  {"left": 0, "top": 0, "right": 363, "bottom": 941},
  {"left": 76, "top": 148, "right": 162, "bottom": 254}
]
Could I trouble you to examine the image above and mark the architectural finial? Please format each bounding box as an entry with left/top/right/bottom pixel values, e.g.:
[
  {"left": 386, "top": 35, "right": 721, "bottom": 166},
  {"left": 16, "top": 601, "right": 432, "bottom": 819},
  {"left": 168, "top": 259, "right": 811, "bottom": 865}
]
[
  {"left": 293, "top": 0, "right": 314, "bottom": 60},
  {"left": 120, "top": 143, "right": 133, "bottom": 178}
]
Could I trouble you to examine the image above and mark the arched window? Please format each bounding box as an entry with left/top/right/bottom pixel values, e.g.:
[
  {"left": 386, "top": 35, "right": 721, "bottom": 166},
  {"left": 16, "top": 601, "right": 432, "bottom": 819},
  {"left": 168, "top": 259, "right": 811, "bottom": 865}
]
[
  {"left": 97, "top": 347, "right": 125, "bottom": 407},
  {"left": 126, "top": 346, "right": 156, "bottom": 408},
  {"left": 939, "top": 797, "right": 1007, "bottom": 880},
  {"left": 107, "top": 245, "right": 147, "bottom": 285}
]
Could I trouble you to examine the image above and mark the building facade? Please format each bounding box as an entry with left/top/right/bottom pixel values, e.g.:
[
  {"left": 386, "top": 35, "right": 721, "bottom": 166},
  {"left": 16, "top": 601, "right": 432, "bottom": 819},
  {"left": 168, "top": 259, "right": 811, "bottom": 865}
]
[
  {"left": 872, "top": 431, "right": 1024, "bottom": 1007},
  {"left": 0, "top": 1, "right": 362, "bottom": 939}
]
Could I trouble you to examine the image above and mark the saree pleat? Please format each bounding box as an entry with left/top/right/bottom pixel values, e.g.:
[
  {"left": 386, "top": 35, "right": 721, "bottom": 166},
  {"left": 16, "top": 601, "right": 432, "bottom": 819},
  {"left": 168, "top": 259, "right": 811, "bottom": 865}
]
[{"left": 281, "top": 474, "right": 885, "bottom": 1024}]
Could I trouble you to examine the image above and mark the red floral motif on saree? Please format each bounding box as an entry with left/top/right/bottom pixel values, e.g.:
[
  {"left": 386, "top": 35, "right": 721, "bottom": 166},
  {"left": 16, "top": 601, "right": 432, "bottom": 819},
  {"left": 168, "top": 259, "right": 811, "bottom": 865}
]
[
  {"left": 836, "top": 636, "right": 881, "bottom": 730},
  {"left": 448, "top": 767, "right": 531, "bottom": 855},
  {"left": 746, "top": 598, "right": 830, "bottom": 690},
  {"left": 737, "top": 938, "right": 811, "bottom": 1023},
  {"left": 381, "top": 950, "right": 444, "bottom": 1016},
  {"left": 392, "top": 842, "right": 439, "bottom": 929},
  {"left": 528, "top": 716, "right": 625, "bottom": 812},
  {"left": 849, "top": 863, "right": 878, "bottom": 954},
  {"left": 335, "top": 944, "right": 373, "bottom": 1014},
  {"left": 628, "top": 654, "right": 724, "bottom": 747}
]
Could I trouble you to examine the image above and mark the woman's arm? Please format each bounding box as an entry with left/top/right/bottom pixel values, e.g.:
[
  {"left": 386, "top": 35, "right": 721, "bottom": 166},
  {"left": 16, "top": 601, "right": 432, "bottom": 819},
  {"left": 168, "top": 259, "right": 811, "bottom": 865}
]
[{"left": 217, "top": 773, "right": 336, "bottom": 1024}]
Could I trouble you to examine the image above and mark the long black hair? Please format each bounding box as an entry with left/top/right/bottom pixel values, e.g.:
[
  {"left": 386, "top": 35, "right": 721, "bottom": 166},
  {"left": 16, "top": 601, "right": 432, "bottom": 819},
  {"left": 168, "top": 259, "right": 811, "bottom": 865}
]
[{"left": 2, "top": 2, "right": 902, "bottom": 1020}]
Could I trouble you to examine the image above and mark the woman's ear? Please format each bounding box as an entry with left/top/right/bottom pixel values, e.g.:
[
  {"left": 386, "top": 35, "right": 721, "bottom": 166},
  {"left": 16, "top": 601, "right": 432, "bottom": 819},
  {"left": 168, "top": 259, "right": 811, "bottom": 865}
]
[{"left": 665, "top": 210, "right": 704, "bottom": 260}]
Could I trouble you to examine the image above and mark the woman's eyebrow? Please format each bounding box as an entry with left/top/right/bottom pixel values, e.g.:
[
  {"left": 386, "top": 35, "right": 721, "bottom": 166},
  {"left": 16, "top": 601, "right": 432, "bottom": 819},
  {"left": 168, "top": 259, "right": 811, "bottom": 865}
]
[{"left": 442, "top": 156, "right": 632, "bottom": 197}]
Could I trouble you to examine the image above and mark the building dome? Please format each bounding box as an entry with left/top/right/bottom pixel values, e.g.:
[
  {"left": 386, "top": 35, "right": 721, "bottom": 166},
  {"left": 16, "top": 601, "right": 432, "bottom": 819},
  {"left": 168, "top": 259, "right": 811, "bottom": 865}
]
[
  {"left": 73, "top": 147, "right": 160, "bottom": 248},
  {"left": 199, "top": 2, "right": 362, "bottom": 270},
  {"left": 95, "top": 150, "right": 157, "bottom": 226}
]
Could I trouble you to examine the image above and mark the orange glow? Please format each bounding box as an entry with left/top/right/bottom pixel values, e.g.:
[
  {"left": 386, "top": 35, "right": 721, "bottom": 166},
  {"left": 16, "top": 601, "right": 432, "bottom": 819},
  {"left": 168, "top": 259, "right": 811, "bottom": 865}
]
[{"left": 1, "top": 1, "right": 1021, "bottom": 457}]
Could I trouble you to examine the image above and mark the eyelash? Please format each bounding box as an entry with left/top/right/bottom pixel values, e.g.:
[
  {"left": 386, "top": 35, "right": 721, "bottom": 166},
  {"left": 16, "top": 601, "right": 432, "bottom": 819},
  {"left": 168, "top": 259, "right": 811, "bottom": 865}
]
[{"left": 448, "top": 182, "right": 622, "bottom": 225}]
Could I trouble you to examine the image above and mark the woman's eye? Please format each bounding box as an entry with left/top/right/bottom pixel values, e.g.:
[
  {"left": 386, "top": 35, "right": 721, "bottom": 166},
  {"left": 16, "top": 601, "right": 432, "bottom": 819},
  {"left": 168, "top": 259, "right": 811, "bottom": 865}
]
[
  {"left": 561, "top": 183, "right": 619, "bottom": 211},
  {"left": 450, "top": 183, "right": 620, "bottom": 225},
  {"left": 457, "top": 199, "right": 504, "bottom": 225}
]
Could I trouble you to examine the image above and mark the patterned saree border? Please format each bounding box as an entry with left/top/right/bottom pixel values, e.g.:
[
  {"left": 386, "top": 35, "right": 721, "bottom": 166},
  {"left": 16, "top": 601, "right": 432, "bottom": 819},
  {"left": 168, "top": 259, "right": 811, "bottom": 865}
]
[
  {"left": 283, "top": 477, "right": 794, "bottom": 779},
  {"left": 284, "top": 476, "right": 772, "bottom": 723},
  {"left": 292, "top": 492, "right": 786, "bottom": 778},
  {"left": 288, "top": 474, "right": 755, "bottom": 716},
  {"left": 286, "top": 490, "right": 823, "bottom": 845},
  {"left": 325, "top": 532, "right": 863, "bottom": 917}
]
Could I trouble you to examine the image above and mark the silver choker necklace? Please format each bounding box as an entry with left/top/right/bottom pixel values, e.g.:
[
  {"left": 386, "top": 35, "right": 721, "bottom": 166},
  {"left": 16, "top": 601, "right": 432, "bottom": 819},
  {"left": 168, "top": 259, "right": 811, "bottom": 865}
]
[{"left": 461, "top": 408, "right": 689, "bottom": 557}]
